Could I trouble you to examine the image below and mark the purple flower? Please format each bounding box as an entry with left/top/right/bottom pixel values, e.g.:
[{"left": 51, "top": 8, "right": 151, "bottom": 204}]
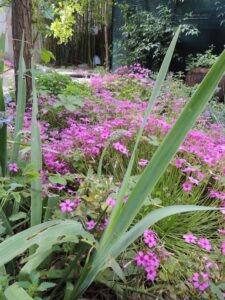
[
  {"left": 8, "top": 163, "right": 19, "bottom": 173},
  {"left": 183, "top": 233, "right": 197, "bottom": 244},
  {"left": 192, "top": 272, "right": 209, "bottom": 292},
  {"left": 221, "top": 240, "right": 225, "bottom": 255},
  {"left": 106, "top": 197, "right": 116, "bottom": 207},
  {"left": 198, "top": 238, "right": 212, "bottom": 252},
  {"left": 112, "top": 142, "right": 129, "bottom": 156},
  {"left": 59, "top": 199, "right": 74, "bottom": 213},
  {"left": 0, "top": 114, "right": 13, "bottom": 126},
  {"left": 138, "top": 159, "right": 149, "bottom": 167},
  {"left": 146, "top": 267, "right": 157, "bottom": 281},
  {"left": 143, "top": 230, "right": 158, "bottom": 248},
  {"left": 134, "top": 251, "right": 145, "bottom": 266},
  {"left": 182, "top": 182, "right": 193, "bottom": 192},
  {"left": 86, "top": 220, "right": 96, "bottom": 231}
]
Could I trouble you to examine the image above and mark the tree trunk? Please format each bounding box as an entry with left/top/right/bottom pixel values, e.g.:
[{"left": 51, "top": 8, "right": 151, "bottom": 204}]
[{"left": 11, "top": 0, "right": 32, "bottom": 101}]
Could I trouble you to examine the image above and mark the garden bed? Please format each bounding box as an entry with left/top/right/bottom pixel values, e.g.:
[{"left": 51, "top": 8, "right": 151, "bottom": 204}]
[{"left": 1, "top": 65, "right": 225, "bottom": 299}]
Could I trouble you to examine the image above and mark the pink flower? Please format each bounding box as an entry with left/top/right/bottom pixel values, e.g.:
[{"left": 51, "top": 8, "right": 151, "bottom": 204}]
[
  {"left": 73, "top": 197, "right": 81, "bottom": 208},
  {"left": 182, "top": 182, "right": 193, "bottom": 192},
  {"left": 183, "top": 233, "right": 197, "bottom": 244},
  {"left": 106, "top": 197, "right": 116, "bottom": 207},
  {"left": 143, "top": 230, "right": 158, "bottom": 248},
  {"left": 146, "top": 267, "right": 157, "bottom": 281},
  {"left": 138, "top": 159, "right": 149, "bottom": 167},
  {"left": 86, "top": 220, "right": 96, "bottom": 231},
  {"left": 112, "top": 142, "right": 129, "bottom": 156},
  {"left": 99, "top": 218, "right": 108, "bottom": 232},
  {"left": 175, "top": 158, "right": 185, "bottom": 168},
  {"left": 134, "top": 251, "right": 145, "bottom": 266},
  {"left": 59, "top": 199, "right": 74, "bottom": 213},
  {"left": 198, "top": 238, "right": 212, "bottom": 252},
  {"left": 221, "top": 241, "right": 225, "bottom": 255},
  {"left": 218, "top": 229, "right": 225, "bottom": 235},
  {"left": 8, "top": 163, "right": 19, "bottom": 173},
  {"left": 192, "top": 272, "right": 209, "bottom": 292},
  {"left": 189, "top": 176, "right": 199, "bottom": 186}
]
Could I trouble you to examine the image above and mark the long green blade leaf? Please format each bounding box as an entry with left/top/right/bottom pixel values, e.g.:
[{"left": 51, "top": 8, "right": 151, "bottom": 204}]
[
  {"left": 11, "top": 32, "right": 27, "bottom": 163},
  {"left": 101, "top": 26, "right": 181, "bottom": 247},
  {"left": 30, "top": 58, "right": 42, "bottom": 226},
  {"left": 110, "top": 206, "right": 218, "bottom": 257},
  {"left": 0, "top": 220, "right": 96, "bottom": 267},
  {"left": 0, "top": 33, "right": 6, "bottom": 177}
]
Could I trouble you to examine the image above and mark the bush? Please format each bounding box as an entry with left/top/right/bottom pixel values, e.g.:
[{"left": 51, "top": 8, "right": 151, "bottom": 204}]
[
  {"left": 117, "top": 4, "right": 198, "bottom": 69},
  {"left": 36, "top": 72, "right": 71, "bottom": 95}
]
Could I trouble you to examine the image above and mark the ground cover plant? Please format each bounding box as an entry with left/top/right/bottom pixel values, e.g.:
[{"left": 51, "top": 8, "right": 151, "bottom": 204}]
[{"left": 0, "top": 30, "right": 225, "bottom": 299}]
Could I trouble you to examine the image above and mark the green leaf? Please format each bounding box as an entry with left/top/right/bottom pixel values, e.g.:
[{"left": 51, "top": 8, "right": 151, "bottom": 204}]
[
  {"left": 11, "top": 192, "right": 21, "bottom": 204},
  {"left": 11, "top": 32, "right": 27, "bottom": 164},
  {"left": 209, "top": 282, "right": 225, "bottom": 300},
  {"left": 65, "top": 104, "right": 76, "bottom": 112},
  {"left": 4, "top": 283, "right": 33, "bottom": 300},
  {"left": 49, "top": 175, "right": 67, "bottom": 186},
  {"left": 0, "top": 33, "right": 6, "bottom": 177},
  {"left": 9, "top": 212, "right": 26, "bottom": 222},
  {"left": 108, "top": 257, "right": 126, "bottom": 283},
  {"left": 30, "top": 59, "right": 43, "bottom": 227},
  {"left": 37, "top": 281, "right": 56, "bottom": 291},
  {"left": 0, "top": 219, "right": 96, "bottom": 269},
  {"left": 41, "top": 48, "right": 55, "bottom": 64},
  {"left": 44, "top": 194, "right": 59, "bottom": 221}
]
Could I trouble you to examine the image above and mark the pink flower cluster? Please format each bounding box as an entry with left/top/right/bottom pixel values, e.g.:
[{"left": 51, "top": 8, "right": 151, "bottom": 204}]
[
  {"left": 192, "top": 272, "right": 209, "bottom": 292},
  {"left": 183, "top": 233, "right": 212, "bottom": 252},
  {"left": 134, "top": 251, "right": 160, "bottom": 281}
]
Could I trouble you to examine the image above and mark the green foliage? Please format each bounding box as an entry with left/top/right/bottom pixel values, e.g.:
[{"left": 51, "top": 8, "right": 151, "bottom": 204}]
[
  {"left": 186, "top": 46, "right": 219, "bottom": 71},
  {"left": 36, "top": 72, "right": 71, "bottom": 95},
  {"left": 40, "top": 48, "right": 55, "bottom": 64},
  {"left": 117, "top": 4, "right": 198, "bottom": 68},
  {"left": 50, "top": 0, "right": 85, "bottom": 44},
  {"left": 64, "top": 81, "right": 91, "bottom": 97},
  {"left": 11, "top": 33, "right": 26, "bottom": 164},
  {"left": 30, "top": 59, "right": 43, "bottom": 227},
  {"left": 53, "top": 94, "right": 84, "bottom": 112}
]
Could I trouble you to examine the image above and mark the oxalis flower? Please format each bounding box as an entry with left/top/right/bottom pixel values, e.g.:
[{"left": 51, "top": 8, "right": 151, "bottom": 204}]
[
  {"left": 86, "top": 220, "right": 96, "bottom": 231},
  {"left": 59, "top": 199, "right": 74, "bottom": 213},
  {"left": 221, "top": 241, "right": 225, "bottom": 255},
  {"left": 143, "top": 230, "right": 158, "bottom": 248},
  {"left": 198, "top": 238, "right": 212, "bottom": 252},
  {"left": 183, "top": 233, "right": 197, "bottom": 244},
  {"left": 138, "top": 159, "right": 149, "bottom": 167},
  {"left": 8, "top": 163, "right": 19, "bottom": 173},
  {"left": 192, "top": 272, "right": 209, "bottom": 292},
  {"left": 106, "top": 197, "right": 116, "bottom": 207},
  {"left": 112, "top": 142, "right": 129, "bottom": 156},
  {"left": 182, "top": 182, "right": 193, "bottom": 192}
]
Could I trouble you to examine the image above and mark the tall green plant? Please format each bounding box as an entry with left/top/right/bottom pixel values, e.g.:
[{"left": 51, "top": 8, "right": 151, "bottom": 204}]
[
  {"left": 30, "top": 58, "right": 43, "bottom": 227},
  {"left": 0, "top": 33, "right": 7, "bottom": 177},
  {"left": 11, "top": 33, "right": 27, "bottom": 163}
]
